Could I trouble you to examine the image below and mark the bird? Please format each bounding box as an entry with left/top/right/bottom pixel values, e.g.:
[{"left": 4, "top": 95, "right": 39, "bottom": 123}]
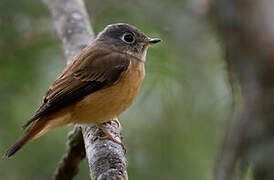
[{"left": 4, "top": 23, "right": 161, "bottom": 158}]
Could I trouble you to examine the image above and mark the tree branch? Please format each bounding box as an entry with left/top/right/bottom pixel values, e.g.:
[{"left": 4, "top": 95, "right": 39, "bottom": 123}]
[
  {"left": 53, "top": 126, "right": 86, "bottom": 180},
  {"left": 42, "top": 0, "right": 128, "bottom": 179},
  {"left": 210, "top": 0, "right": 274, "bottom": 179}
]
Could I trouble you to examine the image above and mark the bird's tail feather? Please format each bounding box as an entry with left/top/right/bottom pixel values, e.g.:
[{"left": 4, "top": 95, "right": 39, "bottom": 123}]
[{"left": 3, "top": 119, "right": 47, "bottom": 158}]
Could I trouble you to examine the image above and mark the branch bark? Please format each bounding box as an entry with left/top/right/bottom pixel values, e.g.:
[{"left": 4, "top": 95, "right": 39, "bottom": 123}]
[{"left": 42, "top": 0, "right": 128, "bottom": 179}]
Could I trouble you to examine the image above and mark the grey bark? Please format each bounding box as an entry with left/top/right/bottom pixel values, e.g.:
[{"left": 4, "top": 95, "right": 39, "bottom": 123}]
[{"left": 42, "top": 0, "right": 128, "bottom": 179}]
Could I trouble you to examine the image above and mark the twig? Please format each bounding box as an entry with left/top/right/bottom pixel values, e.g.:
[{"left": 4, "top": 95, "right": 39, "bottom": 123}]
[{"left": 54, "top": 127, "right": 86, "bottom": 180}]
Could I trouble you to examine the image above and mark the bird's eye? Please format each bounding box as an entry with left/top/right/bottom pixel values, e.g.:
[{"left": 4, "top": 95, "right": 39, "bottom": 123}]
[{"left": 122, "top": 33, "right": 135, "bottom": 44}]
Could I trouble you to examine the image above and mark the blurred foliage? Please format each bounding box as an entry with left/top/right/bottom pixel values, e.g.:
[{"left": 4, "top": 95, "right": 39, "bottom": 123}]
[{"left": 0, "top": 0, "right": 233, "bottom": 179}]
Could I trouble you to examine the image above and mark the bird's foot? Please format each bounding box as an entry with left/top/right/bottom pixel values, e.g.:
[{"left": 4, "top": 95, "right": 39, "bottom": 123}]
[
  {"left": 104, "top": 119, "right": 120, "bottom": 128},
  {"left": 97, "top": 124, "right": 126, "bottom": 152}
]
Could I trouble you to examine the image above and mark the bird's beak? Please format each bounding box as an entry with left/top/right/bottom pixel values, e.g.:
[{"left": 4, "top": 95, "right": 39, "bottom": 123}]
[{"left": 145, "top": 38, "right": 161, "bottom": 45}]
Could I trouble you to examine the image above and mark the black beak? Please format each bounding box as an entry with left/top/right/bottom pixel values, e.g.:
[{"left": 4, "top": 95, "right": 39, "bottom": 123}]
[{"left": 148, "top": 38, "right": 161, "bottom": 44}]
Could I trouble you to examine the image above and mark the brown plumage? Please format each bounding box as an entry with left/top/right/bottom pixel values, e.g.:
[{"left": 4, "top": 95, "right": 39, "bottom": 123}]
[{"left": 4, "top": 23, "right": 160, "bottom": 158}]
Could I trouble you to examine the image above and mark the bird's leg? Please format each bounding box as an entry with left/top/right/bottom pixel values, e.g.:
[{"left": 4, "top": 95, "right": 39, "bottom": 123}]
[
  {"left": 97, "top": 124, "right": 125, "bottom": 151},
  {"left": 105, "top": 118, "right": 120, "bottom": 128},
  {"left": 111, "top": 119, "right": 120, "bottom": 127},
  {"left": 103, "top": 119, "right": 123, "bottom": 139}
]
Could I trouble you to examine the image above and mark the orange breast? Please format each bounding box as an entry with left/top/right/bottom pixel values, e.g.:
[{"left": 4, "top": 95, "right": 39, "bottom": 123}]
[{"left": 72, "top": 59, "right": 145, "bottom": 124}]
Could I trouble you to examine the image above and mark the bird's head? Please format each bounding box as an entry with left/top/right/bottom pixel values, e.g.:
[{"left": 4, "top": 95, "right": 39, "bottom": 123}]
[{"left": 96, "top": 23, "right": 161, "bottom": 61}]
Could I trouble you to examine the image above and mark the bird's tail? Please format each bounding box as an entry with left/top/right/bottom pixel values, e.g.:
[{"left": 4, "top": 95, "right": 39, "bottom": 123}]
[{"left": 3, "top": 119, "right": 47, "bottom": 158}]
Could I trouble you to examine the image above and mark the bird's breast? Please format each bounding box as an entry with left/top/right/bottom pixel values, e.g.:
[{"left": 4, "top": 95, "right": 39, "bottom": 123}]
[{"left": 73, "top": 59, "right": 145, "bottom": 124}]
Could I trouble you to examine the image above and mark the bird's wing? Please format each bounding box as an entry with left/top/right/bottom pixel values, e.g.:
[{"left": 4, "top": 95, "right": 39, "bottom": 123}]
[{"left": 22, "top": 46, "right": 130, "bottom": 129}]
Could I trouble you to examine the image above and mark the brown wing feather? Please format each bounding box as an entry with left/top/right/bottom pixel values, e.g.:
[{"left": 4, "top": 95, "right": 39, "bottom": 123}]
[{"left": 22, "top": 46, "right": 129, "bottom": 129}]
